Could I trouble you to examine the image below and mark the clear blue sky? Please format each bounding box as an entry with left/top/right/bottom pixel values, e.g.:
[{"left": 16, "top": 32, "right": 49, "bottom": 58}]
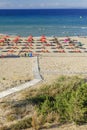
[{"left": 0, "top": 0, "right": 87, "bottom": 9}]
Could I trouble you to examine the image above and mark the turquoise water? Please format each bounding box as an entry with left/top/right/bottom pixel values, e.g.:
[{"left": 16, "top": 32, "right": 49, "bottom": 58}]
[{"left": 0, "top": 9, "right": 87, "bottom": 36}]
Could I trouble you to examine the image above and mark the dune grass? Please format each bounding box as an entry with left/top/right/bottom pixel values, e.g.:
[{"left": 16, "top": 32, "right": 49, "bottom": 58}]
[{"left": 1, "top": 76, "right": 87, "bottom": 130}]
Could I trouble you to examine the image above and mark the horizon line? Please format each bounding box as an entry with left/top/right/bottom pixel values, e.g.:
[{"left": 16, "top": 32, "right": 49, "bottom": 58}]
[{"left": 0, "top": 8, "right": 87, "bottom": 10}]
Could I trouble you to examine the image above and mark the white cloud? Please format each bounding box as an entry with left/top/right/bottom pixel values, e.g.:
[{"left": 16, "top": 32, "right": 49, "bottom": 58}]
[
  {"left": 0, "top": 0, "right": 87, "bottom": 9},
  {"left": 0, "top": 2, "right": 9, "bottom": 8},
  {"left": 0, "top": 1, "right": 16, "bottom": 9}
]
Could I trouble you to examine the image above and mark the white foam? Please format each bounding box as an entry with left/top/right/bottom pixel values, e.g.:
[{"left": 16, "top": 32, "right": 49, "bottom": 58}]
[{"left": 81, "top": 27, "right": 87, "bottom": 29}]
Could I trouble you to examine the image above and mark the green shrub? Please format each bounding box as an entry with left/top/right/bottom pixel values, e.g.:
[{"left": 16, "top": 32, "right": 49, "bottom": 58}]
[
  {"left": 39, "top": 96, "right": 53, "bottom": 114},
  {"left": 34, "top": 76, "right": 87, "bottom": 125},
  {"left": 7, "top": 76, "right": 87, "bottom": 128}
]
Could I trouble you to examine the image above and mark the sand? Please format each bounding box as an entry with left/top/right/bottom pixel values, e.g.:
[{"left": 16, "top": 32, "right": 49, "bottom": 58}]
[
  {"left": 1, "top": 36, "right": 87, "bottom": 90},
  {"left": 39, "top": 55, "right": 87, "bottom": 83},
  {"left": 0, "top": 35, "right": 87, "bottom": 130},
  {"left": 41, "top": 123, "right": 87, "bottom": 130},
  {"left": 0, "top": 57, "right": 33, "bottom": 92}
]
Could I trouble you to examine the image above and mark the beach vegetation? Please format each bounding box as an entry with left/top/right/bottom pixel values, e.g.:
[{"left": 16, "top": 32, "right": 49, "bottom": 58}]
[
  {"left": 2, "top": 77, "right": 6, "bottom": 80},
  {"left": 8, "top": 117, "right": 32, "bottom": 130},
  {"left": 0, "top": 117, "right": 32, "bottom": 130},
  {"left": 0, "top": 76, "right": 87, "bottom": 129},
  {"left": 0, "top": 126, "right": 8, "bottom": 130},
  {"left": 6, "top": 114, "right": 17, "bottom": 122}
]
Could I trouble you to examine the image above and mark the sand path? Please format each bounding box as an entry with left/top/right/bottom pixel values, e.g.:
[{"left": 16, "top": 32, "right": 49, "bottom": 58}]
[{"left": 0, "top": 56, "right": 42, "bottom": 99}]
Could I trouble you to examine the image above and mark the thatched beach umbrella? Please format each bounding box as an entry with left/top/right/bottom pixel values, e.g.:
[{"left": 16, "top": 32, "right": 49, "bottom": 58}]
[
  {"left": 3, "top": 35, "right": 10, "bottom": 40},
  {"left": 40, "top": 35, "right": 47, "bottom": 43},
  {"left": 7, "top": 50, "right": 15, "bottom": 56},
  {"left": 41, "top": 38, "right": 47, "bottom": 43},
  {"left": 64, "top": 38, "right": 70, "bottom": 43},
  {"left": 13, "top": 36, "right": 20, "bottom": 44},
  {"left": 27, "top": 35, "right": 33, "bottom": 43},
  {"left": 8, "top": 50, "right": 15, "bottom": 53},
  {"left": 0, "top": 39, "right": 5, "bottom": 43}
]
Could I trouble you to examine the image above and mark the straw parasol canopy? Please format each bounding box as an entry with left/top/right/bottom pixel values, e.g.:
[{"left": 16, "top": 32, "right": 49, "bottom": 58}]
[
  {"left": 0, "top": 39, "right": 5, "bottom": 43},
  {"left": 41, "top": 38, "right": 47, "bottom": 43},
  {"left": 27, "top": 35, "right": 33, "bottom": 43},
  {"left": 3, "top": 35, "right": 10, "bottom": 40},
  {"left": 13, "top": 36, "right": 20, "bottom": 43},
  {"left": 7, "top": 50, "right": 15, "bottom": 55},
  {"left": 40, "top": 35, "right": 47, "bottom": 43}
]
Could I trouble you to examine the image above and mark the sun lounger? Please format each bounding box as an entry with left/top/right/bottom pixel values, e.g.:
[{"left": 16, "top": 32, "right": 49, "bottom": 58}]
[
  {"left": 36, "top": 47, "right": 42, "bottom": 49},
  {"left": 36, "top": 44, "right": 42, "bottom": 46},
  {"left": 35, "top": 50, "right": 42, "bottom": 53},
  {"left": 51, "top": 47, "right": 57, "bottom": 49},
  {"left": 0, "top": 54, "right": 20, "bottom": 58},
  {"left": 69, "top": 50, "right": 81, "bottom": 53},
  {"left": 53, "top": 51, "right": 59, "bottom": 53},
  {"left": 2, "top": 50, "right": 8, "bottom": 52},
  {"left": 84, "top": 51, "right": 87, "bottom": 53},
  {"left": 74, "top": 50, "right": 81, "bottom": 53},
  {"left": 57, "top": 50, "right": 65, "bottom": 53}
]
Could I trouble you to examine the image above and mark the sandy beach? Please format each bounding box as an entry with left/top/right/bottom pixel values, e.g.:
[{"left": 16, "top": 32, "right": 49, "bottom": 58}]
[
  {"left": 0, "top": 57, "right": 33, "bottom": 92},
  {"left": 39, "top": 56, "right": 87, "bottom": 83},
  {"left": 0, "top": 35, "right": 87, "bottom": 130},
  {"left": 0, "top": 36, "right": 87, "bottom": 90}
]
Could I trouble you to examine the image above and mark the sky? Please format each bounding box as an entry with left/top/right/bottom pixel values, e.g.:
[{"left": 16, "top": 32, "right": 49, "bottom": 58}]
[{"left": 0, "top": 0, "right": 87, "bottom": 9}]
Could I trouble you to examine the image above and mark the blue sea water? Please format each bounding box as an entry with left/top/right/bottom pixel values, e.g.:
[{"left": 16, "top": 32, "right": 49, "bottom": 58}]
[{"left": 0, "top": 9, "right": 87, "bottom": 36}]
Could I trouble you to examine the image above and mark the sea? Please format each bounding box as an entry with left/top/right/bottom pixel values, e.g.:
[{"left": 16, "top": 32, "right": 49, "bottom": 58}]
[{"left": 0, "top": 9, "right": 87, "bottom": 37}]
